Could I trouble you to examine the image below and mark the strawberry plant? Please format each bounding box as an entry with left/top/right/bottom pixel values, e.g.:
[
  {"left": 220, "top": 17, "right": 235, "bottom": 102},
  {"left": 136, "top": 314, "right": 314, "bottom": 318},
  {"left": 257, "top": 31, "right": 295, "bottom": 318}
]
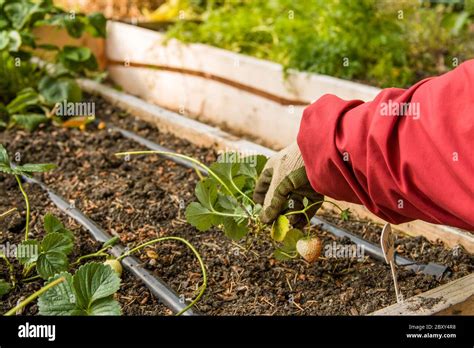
[
  {"left": 115, "top": 150, "right": 350, "bottom": 263},
  {"left": 0, "top": 144, "right": 56, "bottom": 240},
  {"left": 1, "top": 210, "right": 206, "bottom": 316},
  {"left": 0, "top": 0, "right": 106, "bottom": 131}
]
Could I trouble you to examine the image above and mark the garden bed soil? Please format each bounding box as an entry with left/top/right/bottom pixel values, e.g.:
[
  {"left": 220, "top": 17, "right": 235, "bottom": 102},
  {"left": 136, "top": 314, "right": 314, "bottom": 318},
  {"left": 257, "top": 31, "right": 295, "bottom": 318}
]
[
  {"left": 0, "top": 179, "right": 171, "bottom": 315},
  {"left": 0, "top": 95, "right": 472, "bottom": 315}
]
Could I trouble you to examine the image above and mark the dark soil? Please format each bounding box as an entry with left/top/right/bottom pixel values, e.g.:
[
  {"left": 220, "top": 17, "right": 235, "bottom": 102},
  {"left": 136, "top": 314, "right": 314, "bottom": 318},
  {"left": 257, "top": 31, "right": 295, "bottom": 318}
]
[{"left": 0, "top": 94, "right": 472, "bottom": 315}]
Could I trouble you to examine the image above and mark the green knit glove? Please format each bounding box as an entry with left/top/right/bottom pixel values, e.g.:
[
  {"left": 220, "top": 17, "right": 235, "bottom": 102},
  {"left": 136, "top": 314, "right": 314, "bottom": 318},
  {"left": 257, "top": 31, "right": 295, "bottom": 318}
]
[{"left": 253, "top": 142, "right": 323, "bottom": 227}]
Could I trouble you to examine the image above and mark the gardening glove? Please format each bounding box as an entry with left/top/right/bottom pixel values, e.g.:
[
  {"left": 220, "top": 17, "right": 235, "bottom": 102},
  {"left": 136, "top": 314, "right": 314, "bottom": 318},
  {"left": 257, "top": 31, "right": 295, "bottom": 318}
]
[{"left": 253, "top": 142, "right": 324, "bottom": 228}]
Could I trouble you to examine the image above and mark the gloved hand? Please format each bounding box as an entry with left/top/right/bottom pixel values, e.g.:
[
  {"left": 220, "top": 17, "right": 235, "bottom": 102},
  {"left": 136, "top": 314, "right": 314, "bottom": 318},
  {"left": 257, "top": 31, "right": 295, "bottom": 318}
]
[{"left": 253, "top": 142, "right": 324, "bottom": 227}]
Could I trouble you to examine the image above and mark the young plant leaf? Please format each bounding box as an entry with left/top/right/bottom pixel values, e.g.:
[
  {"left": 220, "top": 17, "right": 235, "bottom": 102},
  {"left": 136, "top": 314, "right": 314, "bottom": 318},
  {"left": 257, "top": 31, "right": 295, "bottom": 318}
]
[
  {"left": 222, "top": 217, "right": 248, "bottom": 240},
  {"left": 195, "top": 179, "right": 217, "bottom": 209},
  {"left": 36, "top": 251, "right": 69, "bottom": 279},
  {"left": 272, "top": 249, "right": 296, "bottom": 261},
  {"left": 271, "top": 215, "right": 290, "bottom": 242},
  {"left": 0, "top": 279, "right": 11, "bottom": 296},
  {"left": 185, "top": 202, "right": 221, "bottom": 231},
  {"left": 38, "top": 273, "right": 76, "bottom": 315},
  {"left": 282, "top": 228, "right": 305, "bottom": 251},
  {"left": 38, "top": 264, "right": 121, "bottom": 316},
  {"left": 84, "top": 296, "right": 121, "bottom": 315},
  {"left": 41, "top": 232, "right": 73, "bottom": 255},
  {"left": 72, "top": 262, "right": 121, "bottom": 310},
  {"left": 44, "top": 213, "right": 64, "bottom": 234},
  {"left": 340, "top": 208, "right": 351, "bottom": 221},
  {"left": 14, "top": 163, "right": 57, "bottom": 174},
  {"left": 38, "top": 76, "right": 82, "bottom": 105},
  {"left": 6, "top": 88, "right": 39, "bottom": 114},
  {"left": 11, "top": 113, "right": 48, "bottom": 131},
  {"left": 0, "top": 144, "right": 9, "bottom": 165}
]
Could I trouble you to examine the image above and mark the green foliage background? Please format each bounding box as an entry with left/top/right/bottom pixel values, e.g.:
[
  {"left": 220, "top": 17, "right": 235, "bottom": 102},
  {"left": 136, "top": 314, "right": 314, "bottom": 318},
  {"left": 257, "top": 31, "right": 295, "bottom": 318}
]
[{"left": 167, "top": 0, "right": 474, "bottom": 87}]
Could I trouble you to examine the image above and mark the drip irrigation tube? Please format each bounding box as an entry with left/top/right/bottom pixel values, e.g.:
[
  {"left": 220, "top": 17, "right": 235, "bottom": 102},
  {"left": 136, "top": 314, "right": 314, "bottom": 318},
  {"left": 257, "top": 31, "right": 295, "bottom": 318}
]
[
  {"left": 109, "top": 124, "right": 449, "bottom": 278},
  {"left": 22, "top": 175, "right": 198, "bottom": 316}
]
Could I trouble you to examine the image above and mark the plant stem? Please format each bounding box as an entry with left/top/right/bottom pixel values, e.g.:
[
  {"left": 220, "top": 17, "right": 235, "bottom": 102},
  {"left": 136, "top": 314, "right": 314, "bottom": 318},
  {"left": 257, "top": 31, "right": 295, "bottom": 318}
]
[
  {"left": 0, "top": 253, "right": 16, "bottom": 286},
  {"left": 284, "top": 199, "right": 345, "bottom": 218},
  {"left": 22, "top": 263, "right": 35, "bottom": 278},
  {"left": 71, "top": 245, "right": 111, "bottom": 266},
  {"left": 116, "top": 236, "right": 207, "bottom": 316},
  {"left": 22, "top": 274, "right": 40, "bottom": 282},
  {"left": 4, "top": 277, "right": 65, "bottom": 316},
  {"left": 15, "top": 175, "right": 30, "bottom": 241},
  {"left": 0, "top": 207, "right": 17, "bottom": 220}
]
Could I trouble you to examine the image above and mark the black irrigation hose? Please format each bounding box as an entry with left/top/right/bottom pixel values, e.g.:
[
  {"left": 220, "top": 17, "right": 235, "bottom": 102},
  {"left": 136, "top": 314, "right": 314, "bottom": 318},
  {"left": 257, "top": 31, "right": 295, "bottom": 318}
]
[
  {"left": 22, "top": 175, "right": 197, "bottom": 316},
  {"left": 108, "top": 124, "right": 449, "bottom": 278}
]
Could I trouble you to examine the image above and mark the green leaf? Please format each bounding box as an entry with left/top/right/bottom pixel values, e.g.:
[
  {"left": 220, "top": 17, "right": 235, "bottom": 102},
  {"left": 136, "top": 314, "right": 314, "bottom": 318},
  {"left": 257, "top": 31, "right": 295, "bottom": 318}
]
[
  {"left": 216, "top": 194, "right": 239, "bottom": 211},
  {"left": 17, "top": 240, "right": 40, "bottom": 265},
  {"left": 38, "top": 76, "right": 82, "bottom": 105},
  {"left": 38, "top": 273, "right": 76, "bottom": 315},
  {"left": 57, "top": 45, "right": 97, "bottom": 72},
  {"left": 340, "top": 208, "right": 350, "bottom": 221},
  {"left": 86, "top": 296, "right": 121, "bottom": 315},
  {"left": 0, "top": 163, "right": 15, "bottom": 175},
  {"left": 0, "top": 144, "right": 9, "bottom": 165},
  {"left": 302, "top": 197, "right": 309, "bottom": 208},
  {"left": 0, "top": 279, "right": 11, "bottom": 297},
  {"left": 64, "top": 16, "right": 85, "bottom": 38},
  {"left": 6, "top": 88, "right": 39, "bottom": 114},
  {"left": 43, "top": 213, "right": 74, "bottom": 241},
  {"left": 73, "top": 263, "right": 121, "bottom": 310},
  {"left": 15, "top": 162, "right": 57, "bottom": 173},
  {"left": 44, "top": 212, "right": 64, "bottom": 233},
  {"left": 0, "top": 31, "right": 9, "bottom": 50},
  {"left": 37, "top": 251, "right": 69, "bottom": 279},
  {"left": 222, "top": 217, "right": 248, "bottom": 240},
  {"left": 281, "top": 228, "right": 304, "bottom": 251},
  {"left": 4, "top": 2, "right": 31, "bottom": 29},
  {"left": 237, "top": 154, "right": 268, "bottom": 179},
  {"left": 272, "top": 249, "right": 294, "bottom": 261},
  {"left": 209, "top": 160, "right": 243, "bottom": 194},
  {"left": 271, "top": 215, "right": 290, "bottom": 242},
  {"left": 195, "top": 179, "right": 217, "bottom": 210},
  {"left": 11, "top": 113, "right": 48, "bottom": 131},
  {"left": 41, "top": 232, "right": 73, "bottom": 255},
  {"left": 185, "top": 202, "right": 220, "bottom": 231},
  {"left": 86, "top": 12, "right": 107, "bottom": 37},
  {"left": 7, "top": 30, "right": 22, "bottom": 51}
]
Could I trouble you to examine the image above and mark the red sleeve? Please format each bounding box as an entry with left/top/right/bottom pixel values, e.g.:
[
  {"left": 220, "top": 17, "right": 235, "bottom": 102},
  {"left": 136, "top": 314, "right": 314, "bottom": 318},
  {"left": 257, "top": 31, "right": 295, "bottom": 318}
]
[{"left": 297, "top": 60, "right": 474, "bottom": 231}]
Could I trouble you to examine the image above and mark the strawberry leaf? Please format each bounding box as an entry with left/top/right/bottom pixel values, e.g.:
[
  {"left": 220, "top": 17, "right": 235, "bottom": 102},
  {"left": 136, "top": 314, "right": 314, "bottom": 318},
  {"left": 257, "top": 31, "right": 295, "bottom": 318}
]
[
  {"left": 0, "top": 279, "right": 11, "bottom": 297},
  {"left": 73, "top": 263, "right": 121, "bottom": 310},
  {"left": 185, "top": 202, "right": 222, "bottom": 231},
  {"left": 271, "top": 215, "right": 290, "bottom": 242},
  {"left": 37, "top": 251, "right": 69, "bottom": 279}
]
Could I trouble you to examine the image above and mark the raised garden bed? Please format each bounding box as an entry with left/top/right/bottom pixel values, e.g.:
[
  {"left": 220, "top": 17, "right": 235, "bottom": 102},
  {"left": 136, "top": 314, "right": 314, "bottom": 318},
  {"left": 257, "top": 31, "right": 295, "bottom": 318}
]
[{"left": 1, "top": 94, "right": 472, "bottom": 315}]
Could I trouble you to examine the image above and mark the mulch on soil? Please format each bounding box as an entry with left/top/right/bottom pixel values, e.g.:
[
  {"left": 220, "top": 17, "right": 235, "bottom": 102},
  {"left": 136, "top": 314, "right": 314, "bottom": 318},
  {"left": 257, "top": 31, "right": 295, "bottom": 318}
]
[
  {"left": 0, "top": 94, "right": 472, "bottom": 315},
  {"left": 0, "top": 179, "right": 171, "bottom": 315}
]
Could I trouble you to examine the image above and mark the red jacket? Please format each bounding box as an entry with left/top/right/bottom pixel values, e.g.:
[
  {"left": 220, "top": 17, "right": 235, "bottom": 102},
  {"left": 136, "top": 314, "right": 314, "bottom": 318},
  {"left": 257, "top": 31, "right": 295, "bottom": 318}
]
[{"left": 297, "top": 60, "right": 474, "bottom": 231}]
